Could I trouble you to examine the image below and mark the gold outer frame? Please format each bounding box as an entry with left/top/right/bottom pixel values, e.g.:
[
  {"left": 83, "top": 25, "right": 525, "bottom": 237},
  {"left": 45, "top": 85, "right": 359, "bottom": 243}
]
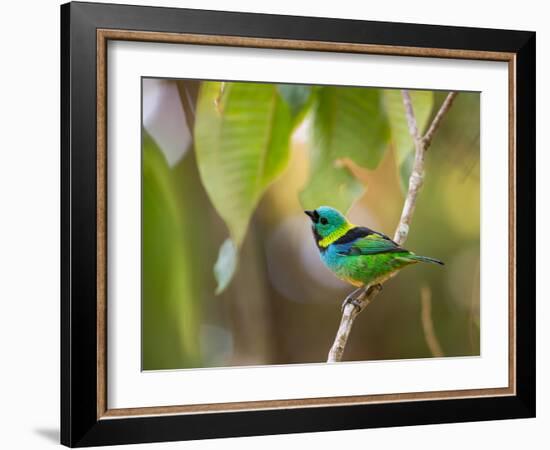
[{"left": 96, "top": 29, "right": 516, "bottom": 420}]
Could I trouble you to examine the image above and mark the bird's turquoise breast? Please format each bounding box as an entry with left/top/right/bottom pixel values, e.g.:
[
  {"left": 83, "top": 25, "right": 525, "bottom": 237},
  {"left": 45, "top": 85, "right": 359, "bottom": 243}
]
[
  {"left": 320, "top": 245, "right": 365, "bottom": 287},
  {"left": 320, "top": 245, "right": 347, "bottom": 273}
]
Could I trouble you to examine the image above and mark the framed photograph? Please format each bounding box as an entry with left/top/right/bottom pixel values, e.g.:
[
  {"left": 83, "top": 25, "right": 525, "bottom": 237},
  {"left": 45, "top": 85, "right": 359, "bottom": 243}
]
[{"left": 61, "top": 1, "right": 535, "bottom": 447}]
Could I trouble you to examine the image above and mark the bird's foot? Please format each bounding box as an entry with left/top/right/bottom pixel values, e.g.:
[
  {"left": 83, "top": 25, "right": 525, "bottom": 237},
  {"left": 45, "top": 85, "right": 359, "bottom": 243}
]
[
  {"left": 341, "top": 284, "right": 383, "bottom": 313},
  {"left": 341, "top": 287, "right": 367, "bottom": 313},
  {"left": 341, "top": 297, "right": 364, "bottom": 313}
]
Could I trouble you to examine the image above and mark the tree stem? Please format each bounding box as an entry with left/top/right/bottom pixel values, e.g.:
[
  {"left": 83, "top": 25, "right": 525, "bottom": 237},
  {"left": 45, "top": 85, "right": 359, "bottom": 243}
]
[{"left": 327, "top": 90, "right": 457, "bottom": 363}]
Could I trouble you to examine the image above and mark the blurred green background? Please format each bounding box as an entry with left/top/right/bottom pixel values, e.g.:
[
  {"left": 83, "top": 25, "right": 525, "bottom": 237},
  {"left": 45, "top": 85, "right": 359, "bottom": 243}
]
[{"left": 142, "top": 78, "right": 480, "bottom": 370}]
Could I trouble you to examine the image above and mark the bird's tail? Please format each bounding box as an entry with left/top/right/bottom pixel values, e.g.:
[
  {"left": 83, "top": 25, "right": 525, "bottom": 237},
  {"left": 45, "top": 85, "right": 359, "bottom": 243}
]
[{"left": 409, "top": 254, "right": 445, "bottom": 266}]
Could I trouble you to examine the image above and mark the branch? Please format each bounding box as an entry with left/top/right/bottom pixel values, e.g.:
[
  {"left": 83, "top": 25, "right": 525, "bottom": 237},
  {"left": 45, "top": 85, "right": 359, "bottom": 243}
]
[
  {"left": 327, "top": 90, "right": 457, "bottom": 363},
  {"left": 420, "top": 285, "right": 444, "bottom": 357}
]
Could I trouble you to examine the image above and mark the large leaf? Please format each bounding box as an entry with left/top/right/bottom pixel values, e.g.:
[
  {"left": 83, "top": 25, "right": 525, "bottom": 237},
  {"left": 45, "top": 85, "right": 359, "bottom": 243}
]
[
  {"left": 383, "top": 89, "right": 433, "bottom": 192},
  {"left": 142, "top": 131, "right": 201, "bottom": 369},
  {"left": 194, "top": 81, "right": 294, "bottom": 292},
  {"left": 300, "top": 86, "right": 390, "bottom": 212},
  {"left": 300, "top": 153, "right": 364, "bottom": 213}
]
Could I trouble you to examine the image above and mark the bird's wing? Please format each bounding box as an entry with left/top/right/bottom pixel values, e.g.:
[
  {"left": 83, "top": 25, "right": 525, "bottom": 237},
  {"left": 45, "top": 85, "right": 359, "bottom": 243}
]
[{"left": 334, "top": 228, "right": 406, "bottom": 256}]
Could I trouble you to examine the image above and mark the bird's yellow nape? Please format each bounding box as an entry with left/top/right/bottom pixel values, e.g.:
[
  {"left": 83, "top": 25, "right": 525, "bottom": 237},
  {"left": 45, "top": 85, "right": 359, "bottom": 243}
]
[{"left": 318, "top": 221, "right": 355, "bottom": 248}]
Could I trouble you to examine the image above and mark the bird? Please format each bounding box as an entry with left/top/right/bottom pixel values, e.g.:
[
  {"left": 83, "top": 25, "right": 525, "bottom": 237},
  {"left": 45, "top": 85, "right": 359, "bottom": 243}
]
[{"left": 304, "top": 206, "right": 443, "bottom": 310}]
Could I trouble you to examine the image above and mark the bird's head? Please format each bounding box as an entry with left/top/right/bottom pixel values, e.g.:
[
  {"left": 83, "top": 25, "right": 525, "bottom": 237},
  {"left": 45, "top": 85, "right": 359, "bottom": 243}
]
[{"left": 304, "top": 206, "right": 349, "bottom": 239}]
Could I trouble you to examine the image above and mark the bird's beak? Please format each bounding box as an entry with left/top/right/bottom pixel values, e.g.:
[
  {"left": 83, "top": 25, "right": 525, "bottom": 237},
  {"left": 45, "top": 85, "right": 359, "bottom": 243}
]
[{"left": 304, "top": 210, "right": 316, "bottom": 222}]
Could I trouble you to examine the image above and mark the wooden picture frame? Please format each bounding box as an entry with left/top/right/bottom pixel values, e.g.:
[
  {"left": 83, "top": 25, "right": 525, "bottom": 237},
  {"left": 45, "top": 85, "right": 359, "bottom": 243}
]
[{"left": 61, "top": 1, "right": 535, "bottom": 446}]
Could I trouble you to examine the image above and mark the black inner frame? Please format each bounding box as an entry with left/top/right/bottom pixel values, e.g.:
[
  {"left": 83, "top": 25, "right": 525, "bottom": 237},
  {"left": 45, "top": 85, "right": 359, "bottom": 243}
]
[{"left": 61, "top": 2, "right": 535, "bottom": 447}]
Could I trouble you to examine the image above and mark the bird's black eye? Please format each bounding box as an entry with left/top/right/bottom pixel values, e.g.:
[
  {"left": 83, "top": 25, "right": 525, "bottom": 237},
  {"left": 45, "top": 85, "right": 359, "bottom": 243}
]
[{"left": 320, "top": 217, "right": 328, "bottom": 225}]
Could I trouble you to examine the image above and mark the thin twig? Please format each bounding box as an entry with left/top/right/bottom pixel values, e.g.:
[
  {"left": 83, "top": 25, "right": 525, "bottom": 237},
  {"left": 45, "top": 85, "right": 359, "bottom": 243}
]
[
  {"left": 420, "top": 285, "right": 444, "bottom": 358},
  {"left": 327, "top": 90, "right": 457, "bottom": 363},
  {"left": 422, "top": 92, "right": 458, "bottom": 149}
]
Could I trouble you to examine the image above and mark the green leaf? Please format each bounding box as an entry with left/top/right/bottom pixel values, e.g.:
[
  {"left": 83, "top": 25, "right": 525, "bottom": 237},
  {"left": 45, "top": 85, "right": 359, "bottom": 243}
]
[
  {"left": 142, "top": 131, "right": 201, "bottom": 369},
  {"left": 195, "top": 81, "right": 293, "bottom": 246},
  {"left": 194, "top": 81, "right": 294, "bottom": 293},
  {"left": 300, "top": 86, "right": 390, "bottom": 212},
  {"left": 213, "top": 238, "right": 238, "bottom": 295},
  {"left": 278, "top": 84, "right": 312, "bottom": 123},
  {"left": 300, "top": 154, "right": 364, "bottom": 213}
]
